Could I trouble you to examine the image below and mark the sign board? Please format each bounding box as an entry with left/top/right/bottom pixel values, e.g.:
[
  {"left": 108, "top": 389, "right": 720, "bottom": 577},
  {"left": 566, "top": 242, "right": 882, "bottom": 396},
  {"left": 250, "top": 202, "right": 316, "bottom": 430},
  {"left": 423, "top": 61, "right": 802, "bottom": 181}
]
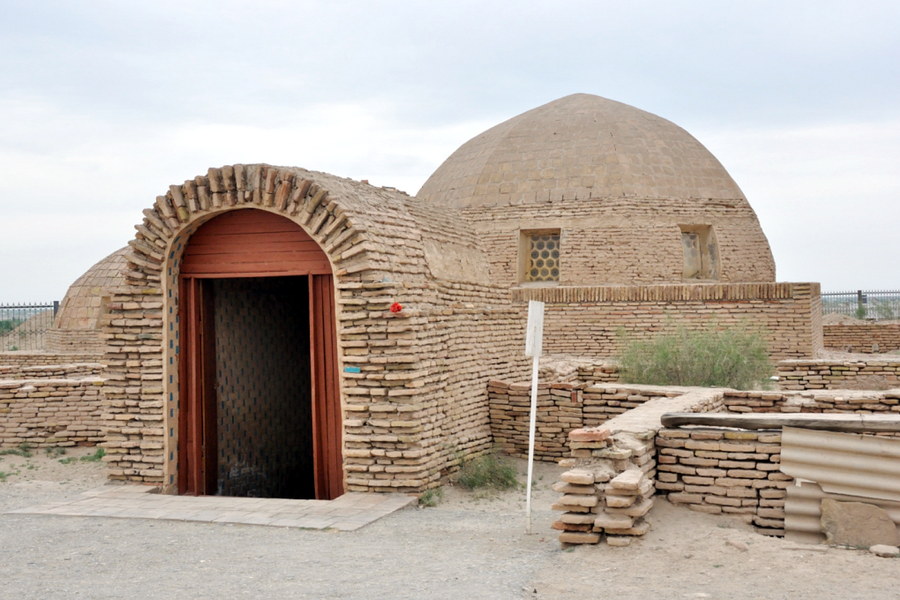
[{"left": 524, "top": 300, "right": 545, "bottom": 358}]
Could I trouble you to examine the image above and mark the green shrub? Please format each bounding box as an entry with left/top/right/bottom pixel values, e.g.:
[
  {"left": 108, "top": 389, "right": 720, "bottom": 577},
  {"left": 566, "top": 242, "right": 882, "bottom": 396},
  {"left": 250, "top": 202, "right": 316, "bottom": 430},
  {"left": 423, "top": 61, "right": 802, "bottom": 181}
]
[
  {"left": 456, "top": 452, "right": 519, "bottom": 490},
  {"left": 418, "top": 487, "right": 444, "bottom": 507},
  {"left": 618, "top": 326, "right": 772, "bottom": 390}
]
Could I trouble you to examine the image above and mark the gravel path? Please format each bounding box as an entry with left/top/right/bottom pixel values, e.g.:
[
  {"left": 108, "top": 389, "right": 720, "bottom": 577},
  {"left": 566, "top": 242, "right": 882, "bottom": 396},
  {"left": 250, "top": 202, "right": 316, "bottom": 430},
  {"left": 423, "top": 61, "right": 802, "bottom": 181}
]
[{"left": 1, "top": 450, "right": 898, "bottom": 599}]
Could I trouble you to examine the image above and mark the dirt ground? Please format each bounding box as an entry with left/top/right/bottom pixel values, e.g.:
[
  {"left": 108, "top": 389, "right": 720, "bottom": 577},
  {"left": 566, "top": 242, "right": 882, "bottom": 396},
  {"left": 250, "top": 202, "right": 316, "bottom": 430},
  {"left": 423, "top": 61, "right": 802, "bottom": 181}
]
[{"left": 1, "top": 449, "right": 898, "bottom": 600}]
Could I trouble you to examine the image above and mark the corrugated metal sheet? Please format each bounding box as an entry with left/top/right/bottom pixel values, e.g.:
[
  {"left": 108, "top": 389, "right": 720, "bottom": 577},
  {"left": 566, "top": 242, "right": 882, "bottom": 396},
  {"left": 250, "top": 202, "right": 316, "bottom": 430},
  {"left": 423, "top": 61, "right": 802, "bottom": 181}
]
[{"left": 781, "top": 427, "right": 900, "bottom": 543}]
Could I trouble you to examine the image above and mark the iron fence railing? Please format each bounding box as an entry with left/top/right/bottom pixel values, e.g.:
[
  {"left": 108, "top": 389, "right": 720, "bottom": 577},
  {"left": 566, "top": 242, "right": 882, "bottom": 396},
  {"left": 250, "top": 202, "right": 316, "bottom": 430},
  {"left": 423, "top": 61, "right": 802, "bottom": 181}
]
[
  {"left": 821, "top": 290, "right": 900, "bottom": 321},
  {"left": 0, "top": 302, "right": 59, "bottom": 351}
]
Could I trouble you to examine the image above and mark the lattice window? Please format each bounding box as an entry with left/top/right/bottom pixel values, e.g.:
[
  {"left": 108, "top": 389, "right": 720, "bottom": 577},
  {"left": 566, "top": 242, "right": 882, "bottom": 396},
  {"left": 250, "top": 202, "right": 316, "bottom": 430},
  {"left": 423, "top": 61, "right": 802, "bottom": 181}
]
[{"left": 522, "top": 231, "right": 560, "bottom": 282}]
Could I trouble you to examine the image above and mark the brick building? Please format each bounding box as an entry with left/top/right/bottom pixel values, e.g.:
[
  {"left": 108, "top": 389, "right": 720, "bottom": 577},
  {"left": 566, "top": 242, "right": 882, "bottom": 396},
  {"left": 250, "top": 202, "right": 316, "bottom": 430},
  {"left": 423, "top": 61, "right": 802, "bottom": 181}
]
[{"left": 65, "top": 94, "right": 821, "bottom": 498}]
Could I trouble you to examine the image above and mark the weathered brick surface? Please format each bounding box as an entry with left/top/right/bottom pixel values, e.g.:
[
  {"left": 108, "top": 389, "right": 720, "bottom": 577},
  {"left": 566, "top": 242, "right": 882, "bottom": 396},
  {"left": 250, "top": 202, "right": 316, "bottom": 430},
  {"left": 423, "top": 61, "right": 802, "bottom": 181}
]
[
  {"left": 106, "top": 164, "right": 531, "bottom": 492},
  {"left": 552, "top": 389, "right": 724, "bottom": 545},
  {"left": 658, "top": 428, "right": 786, "bottom": 535},
  {"left": 824, "top": 323, "right": 900, "bottom": 354},
  {"left": 777, "top": 358, "right": 900, "bottom": 390},
  {"left": 489, "top": 382, "right": 680, "bottom": 460},
  {"left": 514, "top": 283, "right": 823, "bottom": 360},
  {"left": 0, "top": 376, "right": 106, "bottom": 447}
]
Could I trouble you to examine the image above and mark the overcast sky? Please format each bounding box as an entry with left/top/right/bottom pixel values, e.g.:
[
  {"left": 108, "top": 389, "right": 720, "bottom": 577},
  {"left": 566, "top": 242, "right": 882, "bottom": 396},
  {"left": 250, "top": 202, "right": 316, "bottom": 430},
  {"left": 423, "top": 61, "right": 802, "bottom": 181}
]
[{"left": 1, "top": 0, "right": 898, "bottom": 300}]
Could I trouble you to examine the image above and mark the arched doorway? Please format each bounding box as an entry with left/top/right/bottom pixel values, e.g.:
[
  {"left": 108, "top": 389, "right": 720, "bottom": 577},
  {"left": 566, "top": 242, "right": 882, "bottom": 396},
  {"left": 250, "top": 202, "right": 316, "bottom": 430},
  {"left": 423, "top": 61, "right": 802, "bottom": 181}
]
[{"left": 177, "top": 208, "right": 343, "bottom": 500}]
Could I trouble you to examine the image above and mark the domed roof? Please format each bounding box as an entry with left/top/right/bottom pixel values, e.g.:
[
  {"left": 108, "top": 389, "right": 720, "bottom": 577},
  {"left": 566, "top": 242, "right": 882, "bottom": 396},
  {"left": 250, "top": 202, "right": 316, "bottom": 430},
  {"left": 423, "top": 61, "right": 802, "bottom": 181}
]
[
  {"left": 55, "top": 247, "right": 129, "bottom": 330},
  {"left": 417, "top": 93, "right": 746, "bottom": 207}
]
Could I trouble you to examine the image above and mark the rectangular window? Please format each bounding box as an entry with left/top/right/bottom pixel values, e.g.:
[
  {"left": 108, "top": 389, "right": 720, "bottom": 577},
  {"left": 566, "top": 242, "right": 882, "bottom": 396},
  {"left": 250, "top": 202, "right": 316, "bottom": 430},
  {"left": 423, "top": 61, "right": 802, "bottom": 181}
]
[
  {"left": 520, "top": 229, "right": 560, "bottom": 283},
  {"left": 680, "top": 225, "right": 718, "bottom": 280}
]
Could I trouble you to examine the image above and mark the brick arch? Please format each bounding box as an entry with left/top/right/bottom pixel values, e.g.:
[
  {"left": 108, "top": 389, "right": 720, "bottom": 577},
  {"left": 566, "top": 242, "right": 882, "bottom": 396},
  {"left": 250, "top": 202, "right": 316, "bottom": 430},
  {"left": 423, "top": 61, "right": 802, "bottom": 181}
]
[
  {"left": 129, "top": 164, "right": 373, "bottom": 280},
  {"left": 111, "top": 165, "right": 387, "bottom": 495}
]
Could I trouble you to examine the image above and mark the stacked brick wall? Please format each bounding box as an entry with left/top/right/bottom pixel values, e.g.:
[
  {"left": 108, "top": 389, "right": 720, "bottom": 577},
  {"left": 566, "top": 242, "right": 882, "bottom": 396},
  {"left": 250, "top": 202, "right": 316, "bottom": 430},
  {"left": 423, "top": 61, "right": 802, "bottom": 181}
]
[
  {"left": 777, "top": 359, "right": 900, "bottom": 390},
  {"left": 489, "top": 381, "right": 581, "bottom": 459},
  {"left": 458, "top": 195, "right": 775, "bottom": 288},
  {"left": 824, "top": 323, "right": 900, "bottom": 353},
  {"left": 0, "top": 352, "right": 103, "bottom": 367},
  {"left": 488, "top": 382, "right": 681, "bottom": 460},
  {"left": 576, "top": 364, "right": 620, "bottom": 385},
  {"left": 551, "top": 390, "right": 724, "bottom": 545},
  {"left": 106, "top": 163, "right": 531, "bottom": 493},
  {"left": 656, "top": 429, "right": 787, "bottom": 536},
  {"left": 514, "top": 283, "right": 822, "bottom": 360},
  {"left": 45, "top": 329, "right": 106, "bottom": 354},
  {"left": 0, "top": 377, "right": 105, "bottom": 447},
  {"left": 723, "top": 389, "right": 900, "bottom": 415},
  {"left": 0, "top": 363, "right": 104, "bottom": 380}
]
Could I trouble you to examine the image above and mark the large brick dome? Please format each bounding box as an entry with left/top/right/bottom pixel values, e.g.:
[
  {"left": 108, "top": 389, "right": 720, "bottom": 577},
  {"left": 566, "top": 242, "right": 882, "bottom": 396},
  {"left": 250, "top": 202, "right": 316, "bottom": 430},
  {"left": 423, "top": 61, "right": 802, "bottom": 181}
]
[{"left": 417, "top": 94, "right": 775, "bottom": 286}]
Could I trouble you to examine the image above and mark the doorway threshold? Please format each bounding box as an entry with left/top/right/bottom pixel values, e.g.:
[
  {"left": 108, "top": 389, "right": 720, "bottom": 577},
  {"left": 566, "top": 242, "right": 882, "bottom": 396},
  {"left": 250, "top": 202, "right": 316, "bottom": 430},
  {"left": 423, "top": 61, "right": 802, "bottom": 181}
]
[{"left": 7, "top": 485, "right": 416, "bottom": 531}]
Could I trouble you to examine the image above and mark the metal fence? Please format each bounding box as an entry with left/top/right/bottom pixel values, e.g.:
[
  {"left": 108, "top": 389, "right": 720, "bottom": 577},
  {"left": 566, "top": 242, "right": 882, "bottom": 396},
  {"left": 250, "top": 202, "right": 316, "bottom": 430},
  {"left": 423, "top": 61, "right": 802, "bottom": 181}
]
[
  {"left": 821, "top": 290, "right": 900, "bottom": 321},
  {"left": 0, "top": 302, "right": 59, "bottom": 351}
]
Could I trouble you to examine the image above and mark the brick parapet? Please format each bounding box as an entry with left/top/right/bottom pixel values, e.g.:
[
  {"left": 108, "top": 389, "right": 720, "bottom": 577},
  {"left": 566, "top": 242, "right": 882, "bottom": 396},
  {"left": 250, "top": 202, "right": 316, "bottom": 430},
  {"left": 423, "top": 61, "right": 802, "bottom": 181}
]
[{"left": 514, "top": 282, "right": 822, "bottom": 360}]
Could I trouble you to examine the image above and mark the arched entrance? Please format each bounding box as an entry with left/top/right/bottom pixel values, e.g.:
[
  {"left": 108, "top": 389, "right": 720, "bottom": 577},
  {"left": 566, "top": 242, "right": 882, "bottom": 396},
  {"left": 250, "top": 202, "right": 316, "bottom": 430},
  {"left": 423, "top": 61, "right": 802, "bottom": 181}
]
[{"left": 177, "top": 208, "right": 343, "bottom": 500}]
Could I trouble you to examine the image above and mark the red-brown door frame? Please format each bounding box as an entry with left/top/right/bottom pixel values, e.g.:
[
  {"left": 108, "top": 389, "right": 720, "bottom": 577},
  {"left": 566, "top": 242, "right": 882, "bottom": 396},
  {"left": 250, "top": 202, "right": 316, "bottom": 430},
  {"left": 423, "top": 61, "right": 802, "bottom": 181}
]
[
  {"left": 310, "top": 274, "right": 343, "bottom": 500},
  {"left": 177, "top": 209, "right": 344, "bottom": 500},
  {"left": 177, "top": 277, "right": 217, "bottom": 495}
]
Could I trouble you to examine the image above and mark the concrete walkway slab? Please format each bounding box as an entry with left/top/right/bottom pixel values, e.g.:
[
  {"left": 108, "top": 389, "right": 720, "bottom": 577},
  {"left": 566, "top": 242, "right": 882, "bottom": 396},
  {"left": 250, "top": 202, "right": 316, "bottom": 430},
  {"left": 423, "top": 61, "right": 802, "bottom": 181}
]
[{"left": 6, "top": 484, "right": 416, "bottom": 531}]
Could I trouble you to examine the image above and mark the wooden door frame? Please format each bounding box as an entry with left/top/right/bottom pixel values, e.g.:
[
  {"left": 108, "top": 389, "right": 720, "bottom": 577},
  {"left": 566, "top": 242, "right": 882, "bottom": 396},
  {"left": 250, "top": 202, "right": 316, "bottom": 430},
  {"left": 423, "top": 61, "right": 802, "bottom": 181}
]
[{"left": 177, "top": 210, "right": 343, "bottom": 499}]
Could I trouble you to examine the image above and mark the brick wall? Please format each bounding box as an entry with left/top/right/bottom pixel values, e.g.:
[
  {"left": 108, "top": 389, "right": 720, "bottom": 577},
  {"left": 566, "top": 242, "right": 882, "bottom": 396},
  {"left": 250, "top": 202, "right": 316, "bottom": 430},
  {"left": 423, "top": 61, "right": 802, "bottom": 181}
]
[
  {"left": 723, "top": 389, "right": 900, "bottom": 414},
  {"left": 823, "top": 322, "right": 900, "bottom": 353},
  {"left": 656, "top": 429, "right": 787, "bottom": 536},
  {"left": 776, "top": 359, "right": 900, "bottom": 390},
  {"left": 514, "top": 282, "right": 822, "bottom": 360},
  {"left": 0, "top": 352, "right": 103, "bottom": 367},
  {"left": 460, "top": 195, "right": 775, "bottom": 288},
  {"left": 488, "top": 381, "right": 683, "bottom": 460},
  {"left": 0, "top": 363, "right": 103, "bottom": 380},
  {"left": 551, "top": 390, "right": 725, "bottom": 545},
  {"left": 0, "top": 377, "right": 105, "bottom": 447}
]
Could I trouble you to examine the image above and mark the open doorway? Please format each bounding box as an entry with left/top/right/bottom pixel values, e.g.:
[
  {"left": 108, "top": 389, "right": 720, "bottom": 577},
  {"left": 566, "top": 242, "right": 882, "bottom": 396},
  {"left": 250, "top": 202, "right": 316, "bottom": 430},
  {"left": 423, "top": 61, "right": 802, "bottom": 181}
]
[{"left": 177, "top": 209, "right": 343, "bottom": 500}]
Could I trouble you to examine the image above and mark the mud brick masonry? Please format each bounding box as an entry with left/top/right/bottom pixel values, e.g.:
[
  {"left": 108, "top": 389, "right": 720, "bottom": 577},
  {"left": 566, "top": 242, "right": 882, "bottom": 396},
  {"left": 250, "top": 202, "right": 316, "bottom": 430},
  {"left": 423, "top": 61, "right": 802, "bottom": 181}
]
[{"left": 2, "top": 94, "right": 836, "bottom": 500}]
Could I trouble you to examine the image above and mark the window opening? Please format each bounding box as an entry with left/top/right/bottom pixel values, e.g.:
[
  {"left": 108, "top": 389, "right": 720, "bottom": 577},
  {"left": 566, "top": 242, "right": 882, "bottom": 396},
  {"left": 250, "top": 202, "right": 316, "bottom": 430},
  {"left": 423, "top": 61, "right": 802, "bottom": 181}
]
[
  {"left": 521, "top": 230, "right": 560, "bottom": 283},
  {"left": 680, "top": 225, "right": 718, "bottom": 280}
]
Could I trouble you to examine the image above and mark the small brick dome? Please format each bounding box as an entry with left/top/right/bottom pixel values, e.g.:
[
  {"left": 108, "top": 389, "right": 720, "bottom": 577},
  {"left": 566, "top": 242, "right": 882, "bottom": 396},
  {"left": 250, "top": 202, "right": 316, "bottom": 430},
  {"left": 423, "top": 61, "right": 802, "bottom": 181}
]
[{"left": 55, "top": 247, "right": 129, "bottom": 331}]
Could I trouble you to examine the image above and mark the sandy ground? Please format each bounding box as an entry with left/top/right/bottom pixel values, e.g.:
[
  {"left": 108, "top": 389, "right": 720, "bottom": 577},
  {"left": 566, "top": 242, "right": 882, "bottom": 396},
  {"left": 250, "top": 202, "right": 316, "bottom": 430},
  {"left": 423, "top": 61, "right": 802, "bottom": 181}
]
[{"left": 1, "top": 450, "right": 898, "bottom": 600}]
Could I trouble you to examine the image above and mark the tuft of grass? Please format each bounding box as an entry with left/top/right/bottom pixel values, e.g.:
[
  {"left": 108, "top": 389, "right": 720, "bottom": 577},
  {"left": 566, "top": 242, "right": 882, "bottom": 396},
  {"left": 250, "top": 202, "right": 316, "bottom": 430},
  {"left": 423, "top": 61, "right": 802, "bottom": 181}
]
[
  {"left": 618, "top": 325, "right": 773, "bottom": 390},
  {"left": 0, "top": 471, "right": 8, "bottom": 481},
  {"left": 456, "top": 452, "right": 519, "bottom": 490},
  {"left": 45, "top": 447, "right": 67, "bottom": 458},
  {"left": 418, "top": 487, "right": 444, "bottom": 507},
  {"left": 0, "top": 443, "right": 33, "bottom": 458},
  {"left": 59, "top": 447, "right": 106, "bottom": 464}
]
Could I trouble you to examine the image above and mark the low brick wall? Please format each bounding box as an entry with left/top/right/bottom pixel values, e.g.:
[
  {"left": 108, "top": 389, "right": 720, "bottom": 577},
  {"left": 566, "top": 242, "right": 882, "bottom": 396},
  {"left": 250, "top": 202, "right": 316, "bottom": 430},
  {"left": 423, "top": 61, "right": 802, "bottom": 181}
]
[
  {"left": 0, "top": 363, "right": 104, "bottom": 380},
  {"left": 0, "top": 352, "right": 104, "bottom": 367},
  {"left": 723, "top": 389, "right": 900, "bottom": 414},
  {"left": 551, "top": 390, "right": 725, "bottom": 545},
  {"left": 488, "top": 381, "right": 682, "bottom": 460},
  {"left": 824, "top": 322, "right": 900, "bottom": 353},
  {"left": 776, "top": 359, "right": 900, "bottom": 390},
  {"left": 0, "top": 377, "right": 106, "bottom": 447},
  {"left": 656, "top": 428, "right": 788, "bottom": 536}
]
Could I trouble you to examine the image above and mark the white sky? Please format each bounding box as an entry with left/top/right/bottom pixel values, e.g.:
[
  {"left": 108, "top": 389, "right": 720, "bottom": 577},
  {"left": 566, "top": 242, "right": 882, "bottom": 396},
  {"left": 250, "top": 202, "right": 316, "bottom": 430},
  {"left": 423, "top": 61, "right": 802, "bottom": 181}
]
[{"left": 1, "top": 0, "right": 898, "bottom": 300}]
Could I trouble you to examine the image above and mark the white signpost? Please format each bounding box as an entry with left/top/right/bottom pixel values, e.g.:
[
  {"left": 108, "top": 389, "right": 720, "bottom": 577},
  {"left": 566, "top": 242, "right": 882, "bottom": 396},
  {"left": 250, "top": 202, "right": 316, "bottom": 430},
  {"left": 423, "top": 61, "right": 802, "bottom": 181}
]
[{"left": 524, "top": 300, "right": 545, "bottom": 534}]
